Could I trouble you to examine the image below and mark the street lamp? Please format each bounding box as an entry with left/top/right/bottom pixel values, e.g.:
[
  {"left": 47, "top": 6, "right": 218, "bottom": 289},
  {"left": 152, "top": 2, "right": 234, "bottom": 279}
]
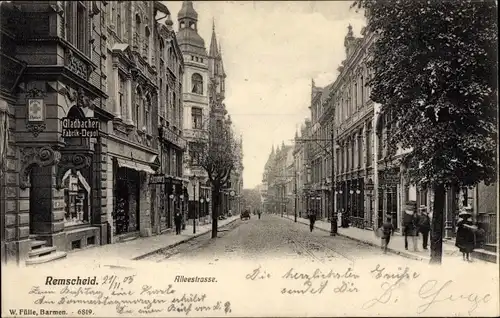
[
  {"left": 206, "top": 196, "right": 210, "bottom": 219},
  {"left": 200, "top": 197, "right": 204, "bottom": 222},
  {"left": 190, "top": 173, "right": 198, "bottom": 234},
  {"left": 365, "top": 178, "right": 374, "bottom": 228}
]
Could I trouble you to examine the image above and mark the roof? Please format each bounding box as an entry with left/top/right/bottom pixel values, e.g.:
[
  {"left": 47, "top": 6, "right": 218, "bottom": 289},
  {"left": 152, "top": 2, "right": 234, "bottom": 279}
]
[{"left": 178, "top": 1, "right": 198, "bottom": 21}]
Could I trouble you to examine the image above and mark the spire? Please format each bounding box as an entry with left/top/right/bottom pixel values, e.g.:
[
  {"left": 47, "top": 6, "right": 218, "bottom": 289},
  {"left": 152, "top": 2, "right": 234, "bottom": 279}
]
[
  {"left": 178, "top": 1, "right": 198, "bottom": 21},
  {"left": 209, "top": 18, "right": 219, "bottom": 57}
]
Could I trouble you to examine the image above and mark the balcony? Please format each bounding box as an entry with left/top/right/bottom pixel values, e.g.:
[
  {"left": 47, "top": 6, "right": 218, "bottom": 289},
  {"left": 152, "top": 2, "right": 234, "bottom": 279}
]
[{"left": 159, "top": 125, "right": 187, "bottom": 150}]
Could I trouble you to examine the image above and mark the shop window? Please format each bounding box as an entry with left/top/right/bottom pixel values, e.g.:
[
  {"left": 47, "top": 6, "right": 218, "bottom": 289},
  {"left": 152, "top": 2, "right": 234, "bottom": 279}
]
[{"left": 62, "top": 170, "right": 90, "bottom": 226}]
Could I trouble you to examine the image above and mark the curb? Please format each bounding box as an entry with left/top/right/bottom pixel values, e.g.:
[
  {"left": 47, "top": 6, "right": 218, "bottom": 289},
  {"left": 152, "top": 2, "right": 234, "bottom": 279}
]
[
  {"left": 133, "top": 218, "right": 239, "bottom": 260},
  {"left": 283, "top": 216, "right": 427, "bottom": 262}
]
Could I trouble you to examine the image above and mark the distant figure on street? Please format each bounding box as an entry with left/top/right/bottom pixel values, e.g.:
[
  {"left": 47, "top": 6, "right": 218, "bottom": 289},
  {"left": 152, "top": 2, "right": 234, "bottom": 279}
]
[
  {"left": 257, "top": 209, "right": 261, "bottom": 219},
  {"left": 308, "top": 210, "right": 316, "bottom": 232},
  {"left": 381, "top": 216, "right": 395, "bottom": 254},
  {"left": 418, "top": 206, "right": 431, "bottom": 250},
  {"left": 403, "top": 202, "right": 419, "bottom": 252},
  {"left": 455, "top": 208, "right": 476, "bottom": 262},
  {"left": 174, "top": 210, "right": 182, "bottom": 235}
]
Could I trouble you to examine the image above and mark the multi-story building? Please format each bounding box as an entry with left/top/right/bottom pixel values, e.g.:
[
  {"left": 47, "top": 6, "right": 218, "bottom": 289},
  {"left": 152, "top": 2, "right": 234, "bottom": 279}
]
[
  {"left": 308, "top": 80, "right": 335, "bottom": 220},
  {"left": 293, "top": 120, "right": 311, "bottom": 218},
  {"left": 0, "top": 1, "right": 185, "bottom": 265},
  {"left": 105, "top": 1, "right": 186, "bottom": 242},
  {"left": 177, "top": 1, "right": 211, "bottom": 224},
  {"left": 262, "top": 146, "right": 276, "bottom": 213},
  {"left": 285, "top": 146, "right": 295, "bottom": 217}
]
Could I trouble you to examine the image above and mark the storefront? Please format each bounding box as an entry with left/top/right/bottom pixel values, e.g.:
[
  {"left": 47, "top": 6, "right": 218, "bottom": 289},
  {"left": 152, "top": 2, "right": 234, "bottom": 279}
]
[{"left": 113, "top": 162, "right": 141, "bottom": 236}]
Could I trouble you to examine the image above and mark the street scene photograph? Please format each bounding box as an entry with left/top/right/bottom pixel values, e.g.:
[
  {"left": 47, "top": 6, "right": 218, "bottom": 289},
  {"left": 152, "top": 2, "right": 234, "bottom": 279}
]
[{"left": 0, "top": 1, "right": 498, "bottom": 317}]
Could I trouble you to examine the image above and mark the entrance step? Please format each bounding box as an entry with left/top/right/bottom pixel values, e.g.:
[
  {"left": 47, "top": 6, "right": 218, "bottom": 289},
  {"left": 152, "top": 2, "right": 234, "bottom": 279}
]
[
  {"left": 26, "top": 251, "right": 67, "bottom": 266},
  {"left": 28, "top": 246, "right": 56, "bottom": 258},
  {"left": 25, "top": 238, "right": 67, "bottom": 266},
  {"left": 471, "top": 248, "right": 497, "bottom": 263},
  {"left": 30, "top": 240, "right": 47, "bottom": 250},
  {"left": 484, "top": 243, "right": 497, "bottom": 253}
]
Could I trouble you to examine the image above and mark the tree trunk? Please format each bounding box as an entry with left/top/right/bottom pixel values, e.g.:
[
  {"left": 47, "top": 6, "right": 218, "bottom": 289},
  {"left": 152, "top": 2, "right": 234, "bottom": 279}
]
[
  {"left": 211, "top": 185, "right": 220, "bottom": 239},
  {"left": 430, "top": 183, "right": 446, "bottom": 264}
]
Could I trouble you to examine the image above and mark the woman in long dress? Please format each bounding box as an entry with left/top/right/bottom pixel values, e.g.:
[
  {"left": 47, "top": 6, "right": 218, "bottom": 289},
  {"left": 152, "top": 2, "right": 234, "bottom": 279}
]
[{"left": 455, "top": 212, "right": 476, "bottom": 262}]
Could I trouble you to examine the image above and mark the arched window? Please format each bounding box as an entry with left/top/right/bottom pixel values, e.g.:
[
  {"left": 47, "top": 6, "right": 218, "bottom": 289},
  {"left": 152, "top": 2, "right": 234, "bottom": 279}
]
[
  {"left": 191, "top": 73, "right": 203, "bottom": 95},
  {"left": 144, "top": 95, "right": 151, "bottom": 133},
  {"left": 117, "top": 14, "right": 122, "bottom": 38},
  {"left": 144, "top": 26, "right": 150, "bottom": 60},
  {"left": 135, "top": 86, "right": 142, "bottom": 128},
  {"left": 134, "top": 14, "right": 142, "bottom": 50}
]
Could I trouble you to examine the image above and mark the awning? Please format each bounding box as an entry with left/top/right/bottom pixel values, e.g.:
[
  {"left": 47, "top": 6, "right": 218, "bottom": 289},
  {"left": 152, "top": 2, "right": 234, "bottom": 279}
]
[{"left": 116, "top": 158, "right": 155, "bottom": 174}]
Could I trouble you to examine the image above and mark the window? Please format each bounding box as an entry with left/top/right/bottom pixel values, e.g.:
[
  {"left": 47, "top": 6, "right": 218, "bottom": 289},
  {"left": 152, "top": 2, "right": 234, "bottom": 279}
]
[
  {"left": 357, "top": 133, "right": 363, "bottom": 168},
  {"left": 360, "top": 75, "right": 364, "bottom": 104},
  {"left": 117, "top": 14, "right": 121, "bottom": 38},
  {"left": 62, "top": 171, "right": 90, "bottom": 226},
  {"left": 165, "top": 84, "right": 169, "bottom": 117},
  {"left": 354, "top": 83, "right": 358, "bottom": 111},
  {"left": 191, "top": 73, "right": 203, "bottom": 94},
  {"left": 65, "top": 2, "right": 89, "bottom": 54},
  {"left": 159, "top": 79, "right": 163, "bottom": 117},
  {"left": 173, "top": 92, "right": 177, "bottom": 125},
  {"left": 134, "top": 14, "right": 141, "bottom": 49},
  {"left": 77, "top": 2, "right": 88, "bottom": 54},
  {"left": 366, "top": 123, "right": 372, "bottom": 167},
  {"left": 144, "top": 96, "right": 151, "bottom": 133},
  {"left": 135, "top": 87, "right": 142, "bottom": 128},
  {"left": 119, "top": 74, "right": 125, "bottom": 118},
  {"left": 144, "top": 27, "right": 150, "bottom": 60}
]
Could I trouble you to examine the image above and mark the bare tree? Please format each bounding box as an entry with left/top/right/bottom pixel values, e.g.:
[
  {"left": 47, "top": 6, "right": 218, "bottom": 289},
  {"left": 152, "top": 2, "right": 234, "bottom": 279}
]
[{"left": 196, "top": 113, "right": 237, "bottom": 238}]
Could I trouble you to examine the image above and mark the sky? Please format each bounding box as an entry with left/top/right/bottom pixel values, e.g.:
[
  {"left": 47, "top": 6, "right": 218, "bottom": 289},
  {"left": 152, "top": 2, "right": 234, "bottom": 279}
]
[{"left": 164, "top": 1, "right": 366, "bottom": 189}]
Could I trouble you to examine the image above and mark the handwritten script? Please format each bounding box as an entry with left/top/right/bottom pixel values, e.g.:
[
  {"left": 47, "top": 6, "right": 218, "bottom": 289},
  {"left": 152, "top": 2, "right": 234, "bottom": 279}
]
[{"left": 27, "top": 274, "right": 232, "bottom": 316}]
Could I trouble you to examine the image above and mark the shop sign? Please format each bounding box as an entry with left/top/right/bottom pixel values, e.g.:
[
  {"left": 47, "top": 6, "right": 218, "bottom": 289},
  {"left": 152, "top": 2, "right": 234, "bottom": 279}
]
[
  {"left": 381, "top": 169, "right": 400, "bottom": 184},
  {"left": 27, "top": 99, "right": 45, "bottom": 122},
  {"left": 61, "top": 117, "right": 100, "bottom": 138},
  {"left": 149, "top": 174, "right": 165, "bottom": 184}
]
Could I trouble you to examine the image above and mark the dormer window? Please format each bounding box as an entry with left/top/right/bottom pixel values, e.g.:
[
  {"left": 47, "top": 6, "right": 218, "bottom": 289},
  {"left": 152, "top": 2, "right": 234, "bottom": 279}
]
[
  {"left": 189, "top": 22, "right": 195, "bottom": 29},
  {"left": 180, "top": 21, "right": 186, "bottom": 28}
]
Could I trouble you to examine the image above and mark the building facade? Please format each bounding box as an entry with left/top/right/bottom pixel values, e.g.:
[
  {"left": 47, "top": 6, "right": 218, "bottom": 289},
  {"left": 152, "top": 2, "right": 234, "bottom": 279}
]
[
  {"left": 177, "top": 1, "right": 211, "bottom": 224},
  {"left": 0, "top": 0, "right": 185, "bottom": 265}
]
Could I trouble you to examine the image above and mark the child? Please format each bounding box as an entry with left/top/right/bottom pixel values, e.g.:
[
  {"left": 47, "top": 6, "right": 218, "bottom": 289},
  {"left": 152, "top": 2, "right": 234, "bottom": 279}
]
[{"left": 381, "top": 216, "right": 394, "bottom": 254}]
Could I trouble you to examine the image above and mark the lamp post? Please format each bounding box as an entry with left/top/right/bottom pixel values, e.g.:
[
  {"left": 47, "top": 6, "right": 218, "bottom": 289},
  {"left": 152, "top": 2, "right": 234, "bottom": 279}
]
[
  {"left": 179, "top": 194, "right": 185, "bottom": 230},
  {"left": 294, "top": 171, "right": 298, "bottom": 222},
  {"left": 365, "top": 179, "right": 374, "bottom": 228},
  {"left": 191, "top": 173, "right": 198, "bottom": 234},
  {"left": 206, "top": 196, "right": 210, "bottom": 220},
  {"left": 200, "top": 197, "right": 204, "bottom": 222}
]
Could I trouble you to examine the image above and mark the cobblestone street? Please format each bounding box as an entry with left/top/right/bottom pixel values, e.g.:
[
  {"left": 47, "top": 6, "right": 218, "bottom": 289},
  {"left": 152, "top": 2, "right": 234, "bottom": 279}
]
[{"left": 141, "top": 214, "right": 421, "bottom": 265}]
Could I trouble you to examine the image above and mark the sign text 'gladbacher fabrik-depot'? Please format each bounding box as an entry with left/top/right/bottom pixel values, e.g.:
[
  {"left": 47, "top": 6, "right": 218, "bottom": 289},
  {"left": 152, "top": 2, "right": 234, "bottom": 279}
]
[{"left": 61, "top": 117, "right": 100, "bottom": 138}]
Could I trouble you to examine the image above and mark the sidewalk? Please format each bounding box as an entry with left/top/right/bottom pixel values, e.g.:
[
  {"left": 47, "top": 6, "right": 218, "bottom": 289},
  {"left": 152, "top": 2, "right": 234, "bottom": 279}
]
[
  {"left": 282, "top": 214, "right": 495, "bottom": 266},
  {"left": 30, "top": 216, "right": 239, "bottom": 268}
]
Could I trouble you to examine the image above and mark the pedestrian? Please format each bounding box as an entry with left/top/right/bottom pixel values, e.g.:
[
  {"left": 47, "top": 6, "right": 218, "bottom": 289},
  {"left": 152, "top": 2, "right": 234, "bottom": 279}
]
[
  {"left": 308, "top": 210, "right": 316, "bottom": 232},
  {"left": 257, "top": 209, "right": 261, "bottom": 219},
  {"left": 455, "top": 207, "right": 477, "bottom": 262},
  {"left": 381, "top": 216, "right": 394, "bottom": 254},
  {"left": 174, "top": 209, "right": 182, "bottom": 235},
  {"left": 403, "top": 202, "right": 419, "bottom": 252},
  {"left": 418, "top": 206, "right": 431, "bottom": 250}
]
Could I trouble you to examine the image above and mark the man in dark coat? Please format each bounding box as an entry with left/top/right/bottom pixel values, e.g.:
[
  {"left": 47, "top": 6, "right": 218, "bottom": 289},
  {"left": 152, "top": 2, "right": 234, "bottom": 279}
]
[
  {"left": 418, "top": 206, "right": 431, "bottom": 250},
  {"left": 403, "top": 202, "right": 419, "bottom": 251},
  {"left": 174, "top": 209, "right": 182, "bottom": 235},
  {"left": 308, "top": 210, "right": 316, "bottom": 232}
]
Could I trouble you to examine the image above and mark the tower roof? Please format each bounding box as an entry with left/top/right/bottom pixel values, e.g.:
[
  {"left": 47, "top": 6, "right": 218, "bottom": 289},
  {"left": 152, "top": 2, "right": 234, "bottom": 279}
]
[
  {"left": 209, "top": 18, "right": 219, "bottom": 57},
  {"left": 178, "top": 1, "right": 198, "bottom": 21}
]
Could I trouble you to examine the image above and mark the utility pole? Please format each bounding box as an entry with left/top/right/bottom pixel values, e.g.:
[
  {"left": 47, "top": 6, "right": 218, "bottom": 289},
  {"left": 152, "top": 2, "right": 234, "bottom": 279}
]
[
  {"left": 294, "top": 171, "right": 298, "bottom": 222},
  {"left": 330, "top": 125, "right": 338, "bottom": 236}
]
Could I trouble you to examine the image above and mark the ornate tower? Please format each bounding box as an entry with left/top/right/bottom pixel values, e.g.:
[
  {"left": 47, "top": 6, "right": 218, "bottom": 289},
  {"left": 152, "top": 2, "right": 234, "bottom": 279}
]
[{"left": 208, "top": 20, "right": 226, "bottom": 101}]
